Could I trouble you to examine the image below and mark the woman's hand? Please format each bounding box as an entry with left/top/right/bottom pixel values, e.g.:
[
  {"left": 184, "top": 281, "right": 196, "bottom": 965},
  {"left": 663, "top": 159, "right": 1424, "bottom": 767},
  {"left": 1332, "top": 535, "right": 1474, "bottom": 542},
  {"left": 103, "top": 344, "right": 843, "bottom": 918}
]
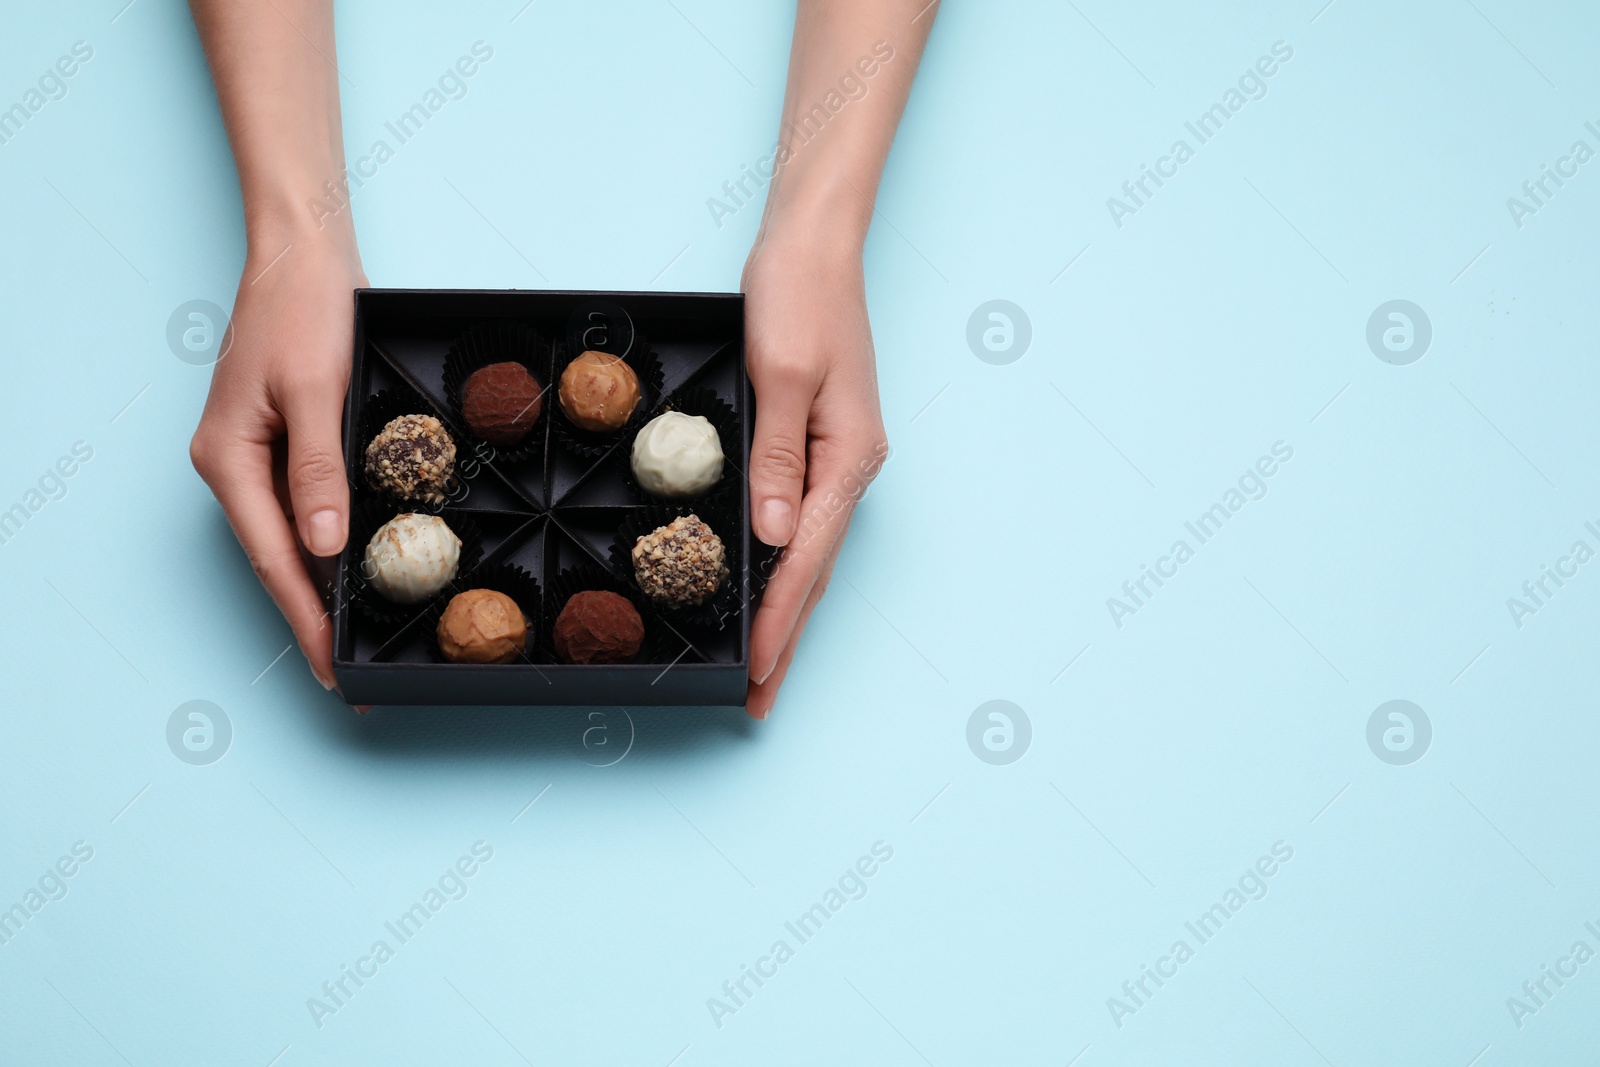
[
  {"left": 186, "top": 0, "right": 367, "bottom": 693},
  {"left": 189, "top": 232, "right": 367, "bottom": 691},
  {"left": 737, "top": 0, "right": 935, "bottom": 717},
  {"left": 742, "top": 226, "right": 889, "bottom": 719}
]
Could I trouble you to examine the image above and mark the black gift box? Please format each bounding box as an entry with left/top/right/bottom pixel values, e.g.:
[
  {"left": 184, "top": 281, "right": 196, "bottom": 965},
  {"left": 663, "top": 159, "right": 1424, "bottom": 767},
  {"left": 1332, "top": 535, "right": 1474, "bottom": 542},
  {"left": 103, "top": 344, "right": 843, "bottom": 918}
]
[{"left": 331, "top": 289, "right": 751, "bottom": 707}]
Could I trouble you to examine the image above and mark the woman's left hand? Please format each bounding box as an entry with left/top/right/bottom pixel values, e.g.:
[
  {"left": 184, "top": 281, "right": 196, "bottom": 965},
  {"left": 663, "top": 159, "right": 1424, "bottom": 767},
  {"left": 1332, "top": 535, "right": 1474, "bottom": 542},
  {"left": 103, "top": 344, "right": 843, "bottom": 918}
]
[{"left": 740, "top": 226, "right": 890, "bottom": 719}]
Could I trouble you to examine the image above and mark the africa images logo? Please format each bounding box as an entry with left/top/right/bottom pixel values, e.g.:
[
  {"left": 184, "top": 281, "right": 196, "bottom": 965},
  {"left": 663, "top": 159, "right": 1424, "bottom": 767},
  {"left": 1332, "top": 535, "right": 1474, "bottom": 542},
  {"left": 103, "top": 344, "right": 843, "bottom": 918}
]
[
  {"left": 1365, "top": 300, "right": 1431, "bottom": 365},
  {"left": 966, "top": 301, "right": 1032, "bottom": 365},
  {"left": 1366, "top": 700, "right": 1430, "bottom": 766},
  {"left": 966, "top": 701, "right": 1031, "bottom": 765},
  {"left": 166, "top": 701, "right": 232, "bottom": 766}
]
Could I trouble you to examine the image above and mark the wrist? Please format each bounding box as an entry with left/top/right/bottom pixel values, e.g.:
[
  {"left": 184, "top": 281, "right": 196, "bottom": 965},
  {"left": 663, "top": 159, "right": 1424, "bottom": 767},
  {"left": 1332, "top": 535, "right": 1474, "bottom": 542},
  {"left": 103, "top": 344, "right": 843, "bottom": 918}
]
[
  {"left": 755, "top": 172, "right": 872, "bottom": 261},
  {"left": 242, "top": 173, "right": 361, "bottom": 270},
  {"left": 243, "top": 211, "right": 362, "bottom": 282}
]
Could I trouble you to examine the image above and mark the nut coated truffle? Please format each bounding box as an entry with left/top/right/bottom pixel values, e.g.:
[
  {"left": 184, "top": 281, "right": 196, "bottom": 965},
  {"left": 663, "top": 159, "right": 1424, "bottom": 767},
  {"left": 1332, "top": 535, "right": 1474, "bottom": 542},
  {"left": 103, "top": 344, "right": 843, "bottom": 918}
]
[
  {"left": 364, "top": 513, "right": 461, "bottom": 604},
  {"left": 462, "top": 362, "right": 543, "bottom": 446},
  {"left": 553, "top": 590, "right": 644, "bottom": 664},
  {"left": 558, "top": 350, "right": 640, "bottom": 433},
  {"left": 631, "top": 411, "right": 723, "bottom": 497},
  {"left": 437, "top": 588, "right": 528, "bottom": 664},
  {"left": 364, "top": 414, "right": 456, "bottom": 504},
  {"left": 631, "top": 515, "right": 729, "bottom": 609}
]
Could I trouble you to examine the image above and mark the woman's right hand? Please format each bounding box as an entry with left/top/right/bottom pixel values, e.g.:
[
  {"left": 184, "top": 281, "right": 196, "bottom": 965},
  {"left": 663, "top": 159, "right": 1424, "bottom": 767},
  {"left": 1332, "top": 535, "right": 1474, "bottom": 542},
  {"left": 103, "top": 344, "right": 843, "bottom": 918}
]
[{"left": 188, "top": 227, "right": 367, "bottom": 691}]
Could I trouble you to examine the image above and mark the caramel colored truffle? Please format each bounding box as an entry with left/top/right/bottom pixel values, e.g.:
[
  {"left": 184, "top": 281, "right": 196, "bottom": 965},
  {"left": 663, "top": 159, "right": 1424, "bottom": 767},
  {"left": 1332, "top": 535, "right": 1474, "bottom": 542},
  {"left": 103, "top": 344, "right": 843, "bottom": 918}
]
[
  {"left": 553, "top": 590, "right": 644, "bottom": 664},
  {"left": 558, "top": 350, "right": 640, "bottom": 433},
  {"left": 462, "top": 362, "right": 543, "bottom": 446},
  {"left": 631, "top": 515, "right": 729, "bottom": 609},
  {"left": 365, "top": 414, "right": 456, "bottom": 504},
  {"left": 438, "top": 588, "right": 528, "bottom": 664}
]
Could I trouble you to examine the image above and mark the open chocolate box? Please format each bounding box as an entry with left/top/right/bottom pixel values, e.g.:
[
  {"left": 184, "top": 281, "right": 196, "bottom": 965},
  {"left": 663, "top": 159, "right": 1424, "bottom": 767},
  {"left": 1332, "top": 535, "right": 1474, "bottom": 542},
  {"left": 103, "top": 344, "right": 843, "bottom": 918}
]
[{"left": 330, "top": 289, "right": 752, "bottom": 707}]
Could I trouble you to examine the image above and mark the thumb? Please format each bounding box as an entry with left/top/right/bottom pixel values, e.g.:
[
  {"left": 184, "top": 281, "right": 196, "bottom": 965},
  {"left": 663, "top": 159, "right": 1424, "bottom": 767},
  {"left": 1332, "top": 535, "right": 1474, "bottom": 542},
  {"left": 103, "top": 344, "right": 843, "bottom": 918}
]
[
  {"left": 748, "top": 364, "right": 816, "bottom": 547},
  {"left": 279, "top": 376, "right": 351, "bottom": 558}
]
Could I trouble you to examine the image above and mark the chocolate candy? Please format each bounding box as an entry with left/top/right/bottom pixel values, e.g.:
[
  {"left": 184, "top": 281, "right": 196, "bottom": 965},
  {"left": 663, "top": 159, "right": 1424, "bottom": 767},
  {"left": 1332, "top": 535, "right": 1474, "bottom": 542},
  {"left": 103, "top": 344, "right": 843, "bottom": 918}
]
[
  {"left": 438, "top": 588, "right": 528, "bottom": 664},
  {"left": 365, "top": 414, "right": 456, "bottom": 504},
  {"left": 558, "top": 350, "right": 639, "bottom": 433},
  {"left": 553, "top": 590, "right": 644, "bottom": 664},
  {"left": 364, "top": 513, "right": 460, "bottom": 604},
  {"left": 631, "top": 411, "right": 723, "bottom": 497},
  {"left": 631, "top": 515, "right": 728, "bottom": 609},
  {"left": 462, "top": 362, "right": 543, "bottom": 446}
]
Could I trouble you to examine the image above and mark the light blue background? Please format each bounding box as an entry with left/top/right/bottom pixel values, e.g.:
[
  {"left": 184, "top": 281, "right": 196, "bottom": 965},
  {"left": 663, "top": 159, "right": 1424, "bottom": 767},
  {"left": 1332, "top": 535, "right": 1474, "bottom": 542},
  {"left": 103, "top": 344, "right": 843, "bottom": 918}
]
[{"left": 2, "top": 0, "right": 1598, "bottom": 1062}]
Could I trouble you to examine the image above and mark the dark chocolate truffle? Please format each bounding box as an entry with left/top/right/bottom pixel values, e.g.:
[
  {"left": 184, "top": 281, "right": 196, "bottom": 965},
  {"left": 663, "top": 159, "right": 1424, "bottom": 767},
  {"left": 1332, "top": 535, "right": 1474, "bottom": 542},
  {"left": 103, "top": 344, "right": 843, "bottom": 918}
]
[
  {"left": 364, "top": 414, "right": 456, "bottom": 504},
  {"left": 462, "top": 362, "right": 543, "bottom": 446},
  {"left": 558, "top": 350, "right": 640, "bottom": 433},
  {"left": 438, "top": 588, "right": 528, "bottom": 664},
  {"left": 553, "top": 590, "right": 644, "bottom": 664},
  {"left": 631, "top": 514, "right": 729, "bottom": 608}
]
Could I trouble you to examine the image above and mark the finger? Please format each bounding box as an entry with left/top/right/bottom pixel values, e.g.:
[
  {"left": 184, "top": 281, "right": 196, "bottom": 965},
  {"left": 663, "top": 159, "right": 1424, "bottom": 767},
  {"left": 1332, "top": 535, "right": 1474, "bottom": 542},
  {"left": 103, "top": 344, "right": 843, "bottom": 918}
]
[
  {"left": 747, "top": 359, "right": 819, "bottom": 547},
  {"left": 276, "top": 373, "right": 350, "bottom": 558},
  {"left": 747, "top": 528, "right": 846, "bottom": 719},
  {"left": 749, "top": 490, "right": 855, "bottom": 685},
  {"left": 196, "top": 437, "right": 337, "bottom": 689}
]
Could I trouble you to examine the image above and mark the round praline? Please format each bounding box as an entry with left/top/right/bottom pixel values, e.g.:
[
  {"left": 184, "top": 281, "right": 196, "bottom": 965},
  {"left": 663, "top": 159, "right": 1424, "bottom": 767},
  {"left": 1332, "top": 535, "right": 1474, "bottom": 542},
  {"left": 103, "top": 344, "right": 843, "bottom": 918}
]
[
  {"left": 364, "top": 414, "right": 456, "bottom": 504},
  {"left": 558, "top": 350, "right": 640, "bottom": 433},
  {"left": 462, "top": 362, "right": 543, "bottom": 446},
  {"left": 631, "top": 515, "right": 728, "bottom": 609},
  {"left": 437, "top": 588, "right": 528, "bottom": 664},
  {"left": 631, "top": 411, "right": 723, "bottom": 497},
  {"left": 552, "top": 590, "right": 645, "bottom": 664},
  {"left": 364, "top": 513, "right": 461, "bottom": 604}
]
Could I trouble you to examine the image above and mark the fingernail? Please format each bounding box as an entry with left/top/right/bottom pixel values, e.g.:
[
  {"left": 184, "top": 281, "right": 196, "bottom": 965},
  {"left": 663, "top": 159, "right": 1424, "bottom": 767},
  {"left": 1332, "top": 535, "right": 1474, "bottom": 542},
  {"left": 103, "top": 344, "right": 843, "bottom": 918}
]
[
  {"left": 307, "top": 509, "right": 345, "bottom": 557},
  {"left": 311, "top": 663, "right": 336, "bottom": 690},
  {"left": 756, "top": 499, "right": 794, "bottom": 546}
]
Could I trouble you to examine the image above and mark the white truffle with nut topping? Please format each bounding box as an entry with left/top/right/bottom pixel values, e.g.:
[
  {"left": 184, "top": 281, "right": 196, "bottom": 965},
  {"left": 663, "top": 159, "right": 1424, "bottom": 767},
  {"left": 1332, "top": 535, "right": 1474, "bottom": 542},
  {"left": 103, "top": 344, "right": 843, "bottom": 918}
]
[
  {"left": 364, "top": 513, "right": 461, "bottom": 603},
  {"left": 630, "top": 411, "right": 723, "bottom": 497}
]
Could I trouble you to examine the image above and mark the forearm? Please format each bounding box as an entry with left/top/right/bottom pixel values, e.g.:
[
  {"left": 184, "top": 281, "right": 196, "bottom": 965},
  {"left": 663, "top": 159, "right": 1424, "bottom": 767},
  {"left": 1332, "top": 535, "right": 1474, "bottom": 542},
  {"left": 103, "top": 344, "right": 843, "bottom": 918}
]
[
  {"left": 188, "top": 0, "right": 356, "bottom": 255},
  {"left": 756, "top": 0, "right": 936, "bottom": 253}
]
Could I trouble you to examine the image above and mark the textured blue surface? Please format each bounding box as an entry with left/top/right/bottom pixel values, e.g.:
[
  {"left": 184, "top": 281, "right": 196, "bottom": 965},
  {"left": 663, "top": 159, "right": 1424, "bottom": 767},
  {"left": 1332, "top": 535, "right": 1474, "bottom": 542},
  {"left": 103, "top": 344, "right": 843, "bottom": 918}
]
[{"left": 3, "top": 1, "right": 1599, "bottom": 1063}]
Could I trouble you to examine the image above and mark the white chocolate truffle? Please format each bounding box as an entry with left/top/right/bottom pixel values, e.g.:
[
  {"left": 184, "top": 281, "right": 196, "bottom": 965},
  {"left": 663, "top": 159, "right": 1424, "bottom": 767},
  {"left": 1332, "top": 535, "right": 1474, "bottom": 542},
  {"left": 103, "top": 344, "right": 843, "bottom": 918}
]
[
  {"left": 630, "top": 411, "right": 723, "bottom": 497},
  {"left": 364, "top": 513, "right": 461, "bottom": 604}
]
